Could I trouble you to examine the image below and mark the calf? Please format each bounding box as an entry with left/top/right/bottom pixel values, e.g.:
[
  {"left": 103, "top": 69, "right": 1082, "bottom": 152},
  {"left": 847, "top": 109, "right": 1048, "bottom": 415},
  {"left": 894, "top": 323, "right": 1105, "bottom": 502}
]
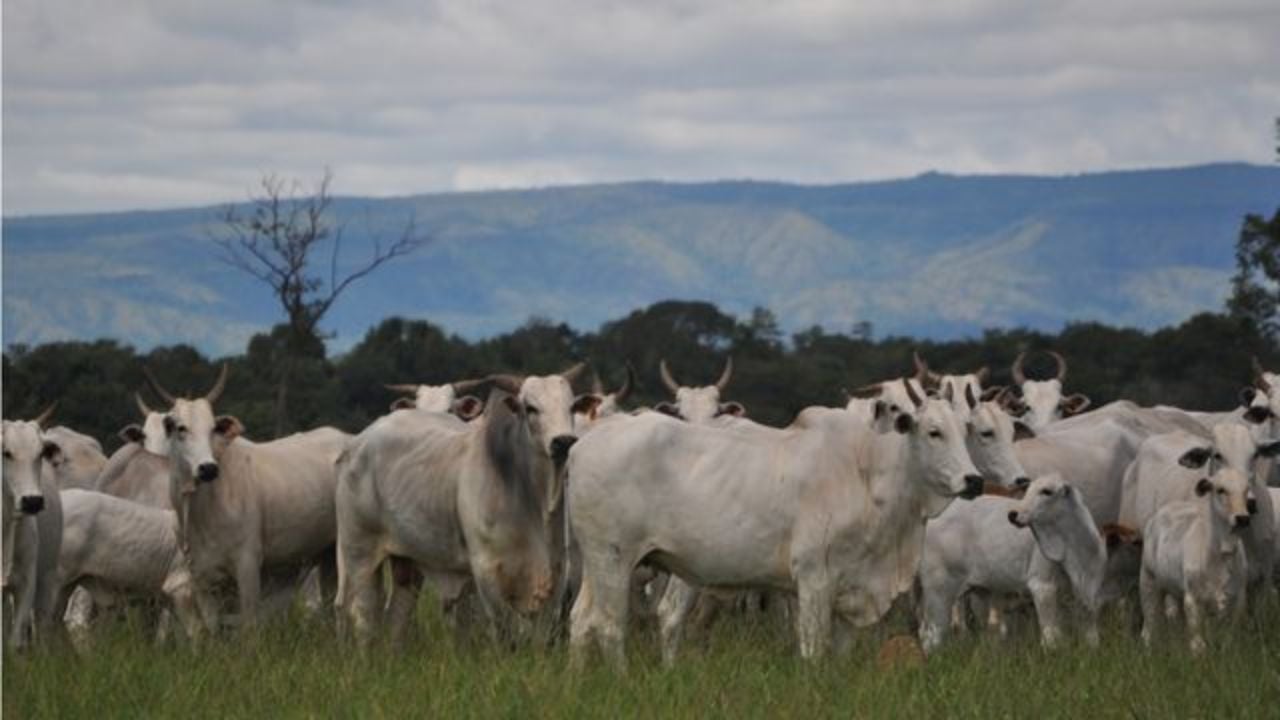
[
  {"left": 55, "top": 489, "right": 203, "bottom": 644},
  {"left": 920, "top": 475, "right": 1111, "bottom": 653},
  {"left": 1140, "top": 470, "right": 1250, "bottom": 654}
]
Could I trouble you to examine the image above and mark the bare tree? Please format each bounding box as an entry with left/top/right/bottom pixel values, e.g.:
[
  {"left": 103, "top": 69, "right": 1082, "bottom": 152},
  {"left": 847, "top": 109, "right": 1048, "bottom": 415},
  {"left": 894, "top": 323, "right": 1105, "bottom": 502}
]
[{"left": 214, "top": 169, "right": 427, "bottom": 435}]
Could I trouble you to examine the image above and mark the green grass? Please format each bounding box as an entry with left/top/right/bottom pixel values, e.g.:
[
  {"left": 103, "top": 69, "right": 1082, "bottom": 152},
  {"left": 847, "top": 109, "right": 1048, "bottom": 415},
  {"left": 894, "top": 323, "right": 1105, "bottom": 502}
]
[{"left": 5, "top": 597, "right": 1280, "bottom": 719}]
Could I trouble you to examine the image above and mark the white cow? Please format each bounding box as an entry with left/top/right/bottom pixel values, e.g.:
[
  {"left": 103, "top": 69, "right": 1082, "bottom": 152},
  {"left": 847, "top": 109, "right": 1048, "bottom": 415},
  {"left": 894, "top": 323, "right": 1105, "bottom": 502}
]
[
  {"left": 41, "top": 426, "right": 107, "bottom": 491},
  {"left": 55, "top": 489, "right": 202, "bottom": 644},
  {"left": 146, "top": 364, "right": 349, "bottom": 630},
  {"left": 2, "top": 405, "right": 64, "bottom": 649},
  {"left": 1140, "top": 469, "right": 1251, "bottom": 654},
  {"left": 384, "top": 378, "right": 488, "bottom": 418},
  {"left": 1119, "top": 423, "right": 1279, "bottom": 594},
  {"left": 920, "top": 475, "right": 1116, "bottom": 653},
  {"left": 1005, "top": 351, "right": 1091, "bottom": 432},
  {"left": 571, "top": 364, "right": 635, "bottom": 432},
  {"left": 568, "top": 381, "right": 983, "bottom": 668},
  {"left": 655, "top": 357, "right": 742, "bottom": 423},
  {"left": 336, "top": 365, "right": 584, "bottom": 645}
]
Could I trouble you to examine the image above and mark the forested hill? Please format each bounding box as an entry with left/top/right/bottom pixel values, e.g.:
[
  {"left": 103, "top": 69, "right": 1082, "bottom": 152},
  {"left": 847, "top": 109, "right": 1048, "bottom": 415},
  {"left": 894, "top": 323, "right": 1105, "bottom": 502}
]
[{"left": 4, "top": 162, "right": 1279, "bottom": 356}]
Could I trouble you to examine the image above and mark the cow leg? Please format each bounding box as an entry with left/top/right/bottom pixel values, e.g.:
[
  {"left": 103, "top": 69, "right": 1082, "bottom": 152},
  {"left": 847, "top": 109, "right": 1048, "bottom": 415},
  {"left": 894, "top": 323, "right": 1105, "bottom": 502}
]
[
  {"left": 163, "top": 571, "right": 203, "bottom": 648},
  {"left": 1139, "top": 568, "right": 1159, "bottom": 647},
  {"left": 1184, "top": 594, "right": 1206, "bottom": 655},
  {"left": 8, "top": 556, "right": 37, "bottom": 650},
  {"left": 795, "top": 579, "right": 833, "bottom": 660},
  {"left": 1029, "top": 578, "right": 1062, "bottom": 649},
  {"left": 233, "top": 554, "right": 261, "bottom": 634},
  {"left": 385, "top": 557, "right": 423, "bottom": 650},
  {"left": 63, "top": 585, "right": 95, "bottom": 653},
  {"left": 569, "top": 553, "right": 631, "bottom": 672},
  {"left": 920, "top": 577, "right": 959, "bottom": 655},
  {"left": 656, "top": 576, "right": 699, "bottom": 665}
]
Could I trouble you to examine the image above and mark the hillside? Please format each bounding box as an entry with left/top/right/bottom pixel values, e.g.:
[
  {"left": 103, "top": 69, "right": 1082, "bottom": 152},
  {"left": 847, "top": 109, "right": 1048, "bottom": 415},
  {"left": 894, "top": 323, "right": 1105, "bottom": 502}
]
[{"left": 4, "top": 163, "right": 1278, "bottom": 356}]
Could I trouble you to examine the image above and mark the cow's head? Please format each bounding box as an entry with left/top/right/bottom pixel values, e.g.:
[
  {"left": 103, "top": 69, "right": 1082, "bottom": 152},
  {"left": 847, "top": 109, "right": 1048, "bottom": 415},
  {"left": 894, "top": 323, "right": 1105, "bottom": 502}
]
[
  {"left": 1178, "top": 423, "right": 1280, "bottom": 521},
  {"left": 893, "top": 379, "right": 984, "bottom": 507},
  {"left": 1007, "top": 351, "right": 1090, "bottom": 431},
  {"left": 1242, "top": 357, "right": 1280, "bottom": 427},
  {"left": 146, "top": 364, "right": 239, "bottom": 489},
  {"left": 1, "top": 404, "right": 57, "bottom": 517},
  {"left": 965, "top": 388, "right": 1033, "bottom": 491},
  {"left": 1007, "top": 474, "right": 1088, "bottom": 563},
  {"left": 571, "top": 363, "right": 635, "bottom": 432},
  {"left": 131, "top": 392, "right": 172, "bottom": 456},
  {"left": 916, "top": 351, "right": 990, "bottom": 423},
  {"left": 489, "top": 362, "right": 585, "bottom": 466},
  {"left": 385, "top": 378, "right": 487, "bottom": 420},
  {"left": 848, "top": 376, "right": 928, "bottom": 433},
  {"left": 655, "top": 357, "right": 743, "bottom": 424},
  {"left": 1194, "top": 467, "right": 1253, "bottom": 533}
]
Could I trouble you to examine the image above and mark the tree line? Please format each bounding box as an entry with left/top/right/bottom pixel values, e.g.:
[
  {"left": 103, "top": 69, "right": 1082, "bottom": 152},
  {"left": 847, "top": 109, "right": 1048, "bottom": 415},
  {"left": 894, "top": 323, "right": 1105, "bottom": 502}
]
[{"left": 3, "top": 300, "right": 1275, "bottom": 455}]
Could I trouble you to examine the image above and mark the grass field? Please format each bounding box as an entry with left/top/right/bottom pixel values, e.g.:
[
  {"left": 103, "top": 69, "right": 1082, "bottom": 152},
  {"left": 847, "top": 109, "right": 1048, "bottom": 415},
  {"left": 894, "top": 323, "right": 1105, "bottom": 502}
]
[{"left": 5, "top": 595, "right": 1280, "bottom": 718}]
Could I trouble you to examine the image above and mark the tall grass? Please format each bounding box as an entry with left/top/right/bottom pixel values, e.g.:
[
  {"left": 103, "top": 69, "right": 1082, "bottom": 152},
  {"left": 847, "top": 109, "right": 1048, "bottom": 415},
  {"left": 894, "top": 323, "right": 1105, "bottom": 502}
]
[{"left": 5, "top": 596, "right": 1279, "bottom": 718}]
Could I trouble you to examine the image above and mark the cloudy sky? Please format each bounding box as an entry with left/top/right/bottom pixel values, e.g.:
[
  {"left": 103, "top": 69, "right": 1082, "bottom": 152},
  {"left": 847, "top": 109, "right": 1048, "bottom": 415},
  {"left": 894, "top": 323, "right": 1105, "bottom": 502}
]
[{"left": 4, "top": 0, "right": 1278, "bottom": 216}]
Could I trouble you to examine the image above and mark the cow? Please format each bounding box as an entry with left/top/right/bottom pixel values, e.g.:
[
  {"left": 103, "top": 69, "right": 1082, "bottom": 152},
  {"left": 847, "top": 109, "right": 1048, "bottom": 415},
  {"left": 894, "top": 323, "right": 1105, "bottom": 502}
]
[
  {"left": 841, "top": 353, "right": 932, "bottom": 425},
  {"left": 1139, "top": 468, "right": 1251, "bottom": 654},
  {"left": 40, "top": 426, "right": 107, "bottom": 491},
  {"left": 1004, "top": 351, "right": 1091, "bottom": 431},
  {"left": 95, "top": 423, "right": 172, "bottom": 510},
  {"left": 384, "top": 378, "right": 488, "bottom": 419},
  {"left": 1119, "top": 423, "right": 1279, "bottom": 599},
  {"left": 920, "top": 474, "right": 1116, "bottom": 653},
  {"left": 655, "top": 357, "right": 742, "bottom": 423},
  {"left": 2, "top": 404, "right": 64, "bottom": 649},
  {"left": 145, "top": 364, "right": 349, "bottom": 631},
  {"left": 335, "top": 364, "right": 584, "bottom": 646},
  {"left": 567, "top": 380, "right": 983, "bottom": 668},
  {"left": 54, "top": 489, "right": 202, "bottom": 646},
  {"left": 571, "top": 364, "right": 636, "bottom": 433}
]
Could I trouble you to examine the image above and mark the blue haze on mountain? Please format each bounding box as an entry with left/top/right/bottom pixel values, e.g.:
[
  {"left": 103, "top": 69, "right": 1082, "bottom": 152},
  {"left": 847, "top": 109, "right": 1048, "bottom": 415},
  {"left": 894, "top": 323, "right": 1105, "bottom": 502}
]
[{"left": 4, "top": 163, "right": 1278, "bottom": 357}]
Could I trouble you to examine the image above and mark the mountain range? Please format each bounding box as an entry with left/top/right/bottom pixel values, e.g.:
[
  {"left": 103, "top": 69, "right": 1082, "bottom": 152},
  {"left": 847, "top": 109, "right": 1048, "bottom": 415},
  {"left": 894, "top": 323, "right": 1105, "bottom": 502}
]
[{"left": 4, "top": 163, "right": 1278, "bottom": 357}]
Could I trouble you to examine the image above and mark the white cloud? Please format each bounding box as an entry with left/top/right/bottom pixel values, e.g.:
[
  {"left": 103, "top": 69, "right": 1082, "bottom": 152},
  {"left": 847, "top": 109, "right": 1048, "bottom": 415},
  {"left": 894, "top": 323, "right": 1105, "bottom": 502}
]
[{"left": 4, "top": 0, "right": 1279, "bottom": 214}]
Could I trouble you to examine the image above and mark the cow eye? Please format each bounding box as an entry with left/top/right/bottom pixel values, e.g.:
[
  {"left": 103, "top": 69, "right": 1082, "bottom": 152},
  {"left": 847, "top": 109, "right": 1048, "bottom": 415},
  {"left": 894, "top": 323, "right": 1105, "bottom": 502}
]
[
  {"left": 1216, "top": 488, "right": 1226, "bottom": 495},
  {"left": 928, "top": 429, "right": 943, "bottom": 439},
  {"left": 980, "top": 430, "right": 995, "bottom": 439},
  {"left": 524, "top": 403, "right": 539, "bottom": 415},
  {"left": 1040, "top": 488, "right": 1053, "bottom": 496},
  {"left": 2, "top": 450, "right": 11, "bottom": 460}
]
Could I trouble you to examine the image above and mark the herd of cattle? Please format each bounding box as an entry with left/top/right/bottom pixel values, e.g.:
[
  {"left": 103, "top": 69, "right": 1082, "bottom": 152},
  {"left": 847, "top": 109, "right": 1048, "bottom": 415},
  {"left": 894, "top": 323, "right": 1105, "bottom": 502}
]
[{"left": 4, "top": 351, "right": 1280, "bottom": 668}]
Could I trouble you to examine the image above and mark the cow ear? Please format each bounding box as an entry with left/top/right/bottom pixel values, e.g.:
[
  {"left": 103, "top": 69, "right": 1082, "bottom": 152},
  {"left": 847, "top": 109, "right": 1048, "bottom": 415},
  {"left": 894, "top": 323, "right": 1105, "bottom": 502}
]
[
  {"left": 894, "top": 413, "right": 915, "bottom": 435},
  {"left": 41, "top": 441, "right": 62, "bottom": 461},
  {"left": 571, "top": 394, "right": 604, "bottom": 417},
  {"left": 1060, "top": 394, "right": 1091, "bottom": 416},
  {"left": 390, "top": 397, "right": 416, "bottom": 412},
  {"left": 1013, "top": 421, "right": 1036, "bottom": 441},
  {"left": 452, "top": 396, "right": 484, "bottom": 421},
  {"left": 1240, "top": 387, "right": 1258, "bottom": 406},
  {"left": 1244, "top": 405, "right": 1273, "bottom": 424},
  {"left": 1178, "top": 447, "right": 1213, "bottom": 469},
  {"left": 163, "top": 415, "right": 177, "bottom": 436},
  {"left": 118, "top": 424, "right": 146, "bottom": 444},
  {"left": 655, "top": 402, "right": 681, "bottom": 419},
  {"left": 1256, "top": 439, "right": 1280, "bottom": 458},
  {"left": 213, "top": 415, "right": 244, "bottom": 440},
  {"left": 1195, "top": 478, "right": 1212, "bottom": 497},
  {"left": 717, "top": 401, "right": 745, "bottom": 418}
]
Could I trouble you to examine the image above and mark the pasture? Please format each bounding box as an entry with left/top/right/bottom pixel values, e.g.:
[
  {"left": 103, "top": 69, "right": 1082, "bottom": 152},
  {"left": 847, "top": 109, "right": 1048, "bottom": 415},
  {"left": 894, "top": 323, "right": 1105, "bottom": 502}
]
[{"left": 6, "top": 595, "right": 1279, "bottom": 718}]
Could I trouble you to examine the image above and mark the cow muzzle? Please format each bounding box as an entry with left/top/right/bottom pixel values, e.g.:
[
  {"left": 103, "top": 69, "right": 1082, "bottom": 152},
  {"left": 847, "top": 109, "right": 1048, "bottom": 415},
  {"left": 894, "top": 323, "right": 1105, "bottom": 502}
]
[
  {"left": 550, "top": 435, "right": 577, "bottom": 463},
  {"left": 1233, "top": 514, "right": 1251, "bottom": 531},
  {"left": 196, "top": 462, "right": 219, "bottom": 483},
  {"left": 19, "top": 495, "right": 45, "bottom": 515},
  {"left": 960, "top": 474, "right": 984, "bottom": 500}
]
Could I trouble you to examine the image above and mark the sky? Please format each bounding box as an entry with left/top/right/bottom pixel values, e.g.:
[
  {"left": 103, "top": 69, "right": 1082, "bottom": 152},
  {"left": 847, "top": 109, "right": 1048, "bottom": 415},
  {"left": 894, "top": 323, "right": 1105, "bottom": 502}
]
[{"left": 4, "top": 0, "right": 1279, "bottom": 216}]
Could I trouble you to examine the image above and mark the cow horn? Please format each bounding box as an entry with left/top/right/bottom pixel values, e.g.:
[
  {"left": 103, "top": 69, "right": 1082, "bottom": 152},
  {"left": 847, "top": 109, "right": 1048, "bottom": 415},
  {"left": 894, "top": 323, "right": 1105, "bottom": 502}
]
[
  {"left": 903, "top": 378, "right": 924, "bottom": 409},
  {"left": 142, "top": 367, "right": 177, "bottom": 405},
  {"left": 1011, "top": 351, "right": 1028, "bottom": 386},
  {"left": 451, "top": 378, "right": 489, "bottom": 395},
  {"left": 715, "top": 357, "right": 734, "bottom": 392},
  {"left": 1049, "top": 351, "right": 1067, "bottom": 382},
  {"left": 32, "top": 401, "right": 57, "bottom": 429},
  {"left": 488, "top": 374, "right": 524, "bottom": 395},
  {"left": 205, "top": 363, "right": 229, "bottom": 405},
  {"left": 913, "top": 351, "right": 931, "bottom": 384},
  {"left": 384, "top": 383, "right": 421, "bottom": 394},
  {"left": 614, "top": 363, "right": 636, "bottom": 403},
  {"left": 659, "top": 359, "right": 681, "bottom": 395},
  {"left": 135, "top": 392, "right": 154, "bottom": 418},
  {"left": 1253, "top": 356, "right": 1271, "bottom": 393},
  {"left": 591, "top": 372, "right": 605, "bottom": 396},
  {"left": 560, "top": 362, "right": 587, "bottom": 384},
  {"left": 974, "top": 366, "right": 990, "bottom": 385}
]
